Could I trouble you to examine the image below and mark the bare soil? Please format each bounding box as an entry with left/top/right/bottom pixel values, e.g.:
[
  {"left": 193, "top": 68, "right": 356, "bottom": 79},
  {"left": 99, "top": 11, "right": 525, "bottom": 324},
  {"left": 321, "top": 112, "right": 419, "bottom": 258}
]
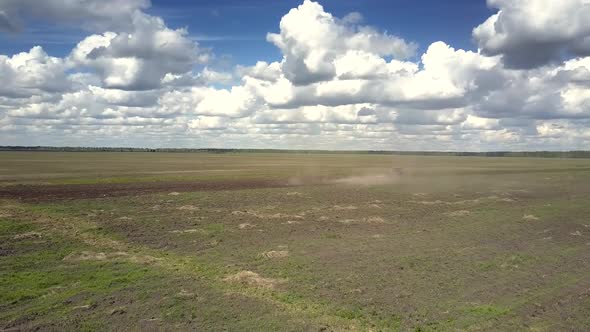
[{"left": 0, "top": 179, "right": 298, "bottom": 202}]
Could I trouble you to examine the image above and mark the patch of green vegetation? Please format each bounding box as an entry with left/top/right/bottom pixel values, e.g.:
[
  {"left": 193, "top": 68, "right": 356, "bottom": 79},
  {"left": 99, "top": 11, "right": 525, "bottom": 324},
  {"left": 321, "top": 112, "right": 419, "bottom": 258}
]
[
  {"left": 397, "top": 255, "right": 430, "bottom": 269},
  {"left": 0, "top": 218, "right": 33, "bottom": 234},
  {"left": 478, "top": 253, "right": 539, "bottom": 272},
  {"left": 322, "top": 233, "right": 341, "bottom": 239},
  {"left": 0, "top": 224, "right": 158, "bottom": 327},
  {"left": 465, "top": 304, "right": 510, "bottom": 318},
  {"left": 274, "top": 291, "right": 306, "bottom": 305},
  {"left": 478, "top": 260, "right": 496, "bottom": 272},
  {"left": 204, "top": 223, "right": 225, "bottom": 237},
  {"left": 335, "top": 306, "right": 365, "bottom": 320}
]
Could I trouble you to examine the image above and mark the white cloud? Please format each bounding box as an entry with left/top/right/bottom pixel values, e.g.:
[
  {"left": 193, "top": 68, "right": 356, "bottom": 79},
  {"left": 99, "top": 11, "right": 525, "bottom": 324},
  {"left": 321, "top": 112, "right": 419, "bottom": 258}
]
[
  {"left": 473, "top": 56, "right": 590, "bottom": 120},
  {"left": 188, "top": 116, "right": 229, "bottom": 130},
  {"left": 242, "top": 41, "right": 492, "bottom": 111},
  {"left": 253, "top": 104, "right": 380, "bottom": 124},
  {"left": 193, "top": 86, "right": 258, "bottom": 118},
  {"left": 0, "top": 0, "right": 149, "bottom": 32},
  {"left": 0, "top": 46, "right": 70, "bottom": 97},
  {"left": 474, "top": 0, "right": 590, "bottom": 68},
  {"left": 394, "top": 108, "right": 467, "bottom": 126},
  {"left": 158, "top": 85, "right": 259, "bottom": 118},
  {"left": 162, "top": 68, "right": 234, "bottom": 87},
  {"left": 1, "top": 0, "right": 589, "bottom": 151},
  {"left": 69, "top": 12, "right": 206, "bottom": 90},
  {"left": 462, "top": 115, "right": 500, "bottom": 130},
  {"left": 266, "top": 0, "right": 416, "bottom": 85},
  {"left": 237, "top": 61, "right": 282, "bottom": 82}
]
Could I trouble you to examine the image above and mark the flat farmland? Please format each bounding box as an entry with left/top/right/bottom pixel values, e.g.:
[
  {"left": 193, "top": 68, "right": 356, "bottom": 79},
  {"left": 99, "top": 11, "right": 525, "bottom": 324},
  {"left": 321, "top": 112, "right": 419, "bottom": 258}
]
[{"left": 1, "top": 152, "right": 590, "bottom": 331}]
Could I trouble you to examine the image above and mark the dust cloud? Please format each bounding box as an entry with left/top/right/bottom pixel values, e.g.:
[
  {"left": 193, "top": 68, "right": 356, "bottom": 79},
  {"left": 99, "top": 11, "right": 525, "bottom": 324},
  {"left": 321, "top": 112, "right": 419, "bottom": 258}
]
[{"left": 330, "top": 173, "right": 400, "bottom": 186}]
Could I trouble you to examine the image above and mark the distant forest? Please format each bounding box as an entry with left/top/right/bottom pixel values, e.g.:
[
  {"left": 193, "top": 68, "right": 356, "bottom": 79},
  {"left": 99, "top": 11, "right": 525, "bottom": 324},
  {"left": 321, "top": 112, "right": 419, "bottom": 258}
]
[{"left": 1, "top": 146, "right": 590, "bottom": 158}]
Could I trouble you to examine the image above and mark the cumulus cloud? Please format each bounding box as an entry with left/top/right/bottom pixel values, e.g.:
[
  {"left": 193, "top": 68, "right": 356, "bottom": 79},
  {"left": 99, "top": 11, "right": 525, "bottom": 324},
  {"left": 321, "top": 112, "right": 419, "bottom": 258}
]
[
  {"left": 236, "top": 61, "right": 282, "bottom": 82},
  {"left": 188, "top": 116, "right": 229, "bottom": 130},
  {"left": 69, "top": 12, "right": 207, "bottom": 90},
  {"left": 0, "top": 0, "right": 589, "bottom": 151},
  {"left": 473, "top": 57, "right": 590, "bottom": 120},
  {"left": 266, "top": 0, "right": 416, "bottom": 85},
  {"left": 474, "top": 0, "right": 590, "bottom": 68},
  {"left": 243, "top": 42, "right": 493, "bottom": 112},
  {"left": 162, "top": 68, "right": 234, "bottom": 87},
  {"left": 0, "top": 46, "right": 70, "bottom": 97},
  {"left": 158, "top": 85, "right": 259, "bottom": 118},
  {"left": 0, "top": 0, "right": 149, "bottom": 32},
  {"left": 253, "top": 104, "right": 381, "bottom": 125}
]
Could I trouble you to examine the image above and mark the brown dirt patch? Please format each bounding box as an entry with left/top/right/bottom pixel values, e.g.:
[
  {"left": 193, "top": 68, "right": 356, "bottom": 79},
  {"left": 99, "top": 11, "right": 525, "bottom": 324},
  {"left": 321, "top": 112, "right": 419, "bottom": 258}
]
[
  {"left": 169, "top": 229, "right": 200, "bottom": 234},
  {"left": 63, "top": 251, "right": 108, "bottom": 261},
  {"left": 0, "top": 178, "right": 299, "bottom": 202},
  {"left": 177, "top": 205, "right": 200, "bottom": 211},
  {"left": 365, "top": 216, "right": 386, "bottom": 223},
  {"left": 337, "top": 217, "right": 385, "bottom": 224},
  {"left": 446, "top": 210, "right": 471, "bottom": 217},
  {"left": 223, "top": 271, "right": 282, "bottom": 289},
  {"left": 13, "top": 231, "right": 42, "bottom": 240},
  {"left": 62, "top": 251, "right": 161, "bottom": 264},
  {"left": 523, "top": 214, "right": 540, "bottom": 221},
  {"left": 412, "top": 200, "right": 446, "bottom": 205},
  {"left": 260, "top": 250, "right": 290, "bottom": 258},
  {"left": 337, "top": 219, "right": 357, "bottom": 224},
  {"left": 412, "top": 198, "right": 481, "bottom": 205},
  {"left": 333, "top": 205, "right": 358, "bottom": 210},
  {"left": 231, "top": 210, "right": 304, "bottom": 220},
  {"left": 177, "top": 289, "right": 195, "bottom": 298},
  {"left": 0, "top": 211, "right": 13, "bottom": 218},
  {"left": 331, "top": 174, "right": 399, "bottom": 186}
]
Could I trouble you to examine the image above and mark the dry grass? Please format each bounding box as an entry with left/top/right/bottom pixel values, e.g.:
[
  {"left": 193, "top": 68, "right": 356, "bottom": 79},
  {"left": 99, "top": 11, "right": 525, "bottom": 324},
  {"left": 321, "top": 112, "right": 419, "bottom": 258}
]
[
  {"left": 13, "top": 231, "right": 42, "bottom": 240},
  {"left": 260, "top": 250, "right": 290, "bottom": 258},
  {"left": 223, "top": 271, "right": 282, "bottom": 289},
  {"left": 523, "top": 214, "right": 540, "bottom": 221},
  {"left": 177, "top": 205, "right": 199, "bottom": 211},
  {"left": 446, "top": 210, "right": 471, "bottom": 217}
]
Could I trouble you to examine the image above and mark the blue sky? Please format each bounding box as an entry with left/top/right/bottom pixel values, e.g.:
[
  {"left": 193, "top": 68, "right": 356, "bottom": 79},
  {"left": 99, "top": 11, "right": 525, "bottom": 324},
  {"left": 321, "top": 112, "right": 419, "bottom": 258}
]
[{"left": 1, "top": 0, "right": 495, "bottom": 65}]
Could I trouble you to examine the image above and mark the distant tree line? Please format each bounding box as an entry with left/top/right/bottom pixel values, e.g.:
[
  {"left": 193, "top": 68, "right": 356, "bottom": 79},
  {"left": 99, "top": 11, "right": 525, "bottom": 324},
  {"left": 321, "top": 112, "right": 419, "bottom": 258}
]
[{"left": 1, "top": 146, "right": 590, "bottom": 158}]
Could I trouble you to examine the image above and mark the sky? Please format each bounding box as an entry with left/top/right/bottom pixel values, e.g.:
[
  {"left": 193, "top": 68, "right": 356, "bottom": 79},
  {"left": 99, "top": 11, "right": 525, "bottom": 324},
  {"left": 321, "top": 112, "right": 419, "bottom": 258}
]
[{"left": 0, "top": 0, "right": 589, "bottom": 151}]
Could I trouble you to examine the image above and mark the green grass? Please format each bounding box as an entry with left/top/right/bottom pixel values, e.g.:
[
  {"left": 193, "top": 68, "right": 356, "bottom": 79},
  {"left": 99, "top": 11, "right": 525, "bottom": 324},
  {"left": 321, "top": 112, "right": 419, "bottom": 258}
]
[{"left": 465, "top": 304, "right": 510, "bottom": 318}]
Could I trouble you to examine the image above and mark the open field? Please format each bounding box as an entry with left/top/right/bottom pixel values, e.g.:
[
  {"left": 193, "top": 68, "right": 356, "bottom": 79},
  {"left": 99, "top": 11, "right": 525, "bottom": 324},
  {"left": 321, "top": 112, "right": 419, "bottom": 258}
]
[{"left": 1, "top": 152, "right": 590, "bottom": 331}]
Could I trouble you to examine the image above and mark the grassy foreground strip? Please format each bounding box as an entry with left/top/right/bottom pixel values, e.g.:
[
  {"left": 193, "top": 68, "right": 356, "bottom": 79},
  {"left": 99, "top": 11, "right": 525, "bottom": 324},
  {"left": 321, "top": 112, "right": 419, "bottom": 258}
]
[
  {"left": 0, "top": 201, "right": 378, "bottom": 331},
  {"left": 2, "top": 152, "right": 590, "bottom": 331}
]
